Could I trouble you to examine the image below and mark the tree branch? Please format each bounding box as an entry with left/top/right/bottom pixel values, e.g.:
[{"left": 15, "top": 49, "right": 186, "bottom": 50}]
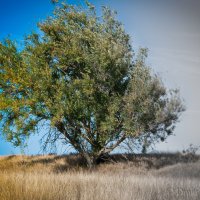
[{"left": 98, "top": 132, "right": 126, "bottom": 156}]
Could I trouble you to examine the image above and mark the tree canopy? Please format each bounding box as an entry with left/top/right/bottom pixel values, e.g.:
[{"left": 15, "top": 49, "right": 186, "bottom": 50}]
[{"left": 0, "top": 2, "right": 185, "bottom": 167}]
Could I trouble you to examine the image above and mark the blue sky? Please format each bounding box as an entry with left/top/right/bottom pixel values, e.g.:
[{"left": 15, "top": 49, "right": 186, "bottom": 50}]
[
  {"left": 0, "top": 0, "right": 200, "bottom": 155},
  {"left": 1, "top": 0, "right": 51, "bottom": 40}
]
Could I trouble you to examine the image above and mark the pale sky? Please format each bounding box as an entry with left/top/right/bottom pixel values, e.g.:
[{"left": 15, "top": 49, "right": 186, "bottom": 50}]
[{"left": 0, "top": 0, "right": 200, "bottom": 154}]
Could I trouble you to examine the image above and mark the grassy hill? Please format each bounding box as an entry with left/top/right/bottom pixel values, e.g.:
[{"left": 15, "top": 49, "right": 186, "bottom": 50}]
[{"left": 0, "top": 153, "right": 200, "bottom": 200}]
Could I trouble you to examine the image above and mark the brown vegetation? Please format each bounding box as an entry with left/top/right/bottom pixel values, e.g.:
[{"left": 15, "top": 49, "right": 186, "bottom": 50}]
[{"left": 0, "top": 153, "right": 200, "bottom": 200}]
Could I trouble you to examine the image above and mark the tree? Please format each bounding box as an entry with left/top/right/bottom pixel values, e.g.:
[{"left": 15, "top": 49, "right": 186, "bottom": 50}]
[{"left": 0, "top": 2, "right": 185, "bottom": 167}]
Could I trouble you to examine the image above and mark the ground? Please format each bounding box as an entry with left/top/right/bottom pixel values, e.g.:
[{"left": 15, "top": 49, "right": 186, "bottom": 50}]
[{"left": 0, "top": 153, "right": 200, "bottom": 200}]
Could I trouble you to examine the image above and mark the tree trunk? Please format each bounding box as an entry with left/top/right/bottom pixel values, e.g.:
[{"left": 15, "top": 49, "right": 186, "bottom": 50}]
[
  {"left": 82, "top": 152, "right": 109, "bottom": 168},
  {"left": 81, "top": 152, "right": 95, "bottom": 169}
]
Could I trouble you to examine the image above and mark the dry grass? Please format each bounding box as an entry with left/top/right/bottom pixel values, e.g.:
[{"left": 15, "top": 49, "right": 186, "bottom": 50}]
[{"left": 0, "top": 153, "right": 200, "bottom": 200}]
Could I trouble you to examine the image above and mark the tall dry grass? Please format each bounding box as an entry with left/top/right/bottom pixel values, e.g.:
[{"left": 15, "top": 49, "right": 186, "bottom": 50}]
[{"left": 0, "top": 154, "right": 199, "bottom": 200}]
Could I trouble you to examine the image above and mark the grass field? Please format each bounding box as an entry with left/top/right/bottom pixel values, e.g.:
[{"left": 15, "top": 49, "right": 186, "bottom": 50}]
[{"left": 0, "top": 153, "right": 199, "bottom": 200}]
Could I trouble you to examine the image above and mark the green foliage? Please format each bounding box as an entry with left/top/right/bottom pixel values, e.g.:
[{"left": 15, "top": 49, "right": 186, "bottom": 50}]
[{"left": 0, "top": 2, "right": 185, "bottom": 166}]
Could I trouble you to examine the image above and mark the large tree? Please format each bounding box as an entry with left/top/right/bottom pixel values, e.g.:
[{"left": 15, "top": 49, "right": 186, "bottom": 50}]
[{"left": 0, "top": 2, "right": 184, "bottom": 167}]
